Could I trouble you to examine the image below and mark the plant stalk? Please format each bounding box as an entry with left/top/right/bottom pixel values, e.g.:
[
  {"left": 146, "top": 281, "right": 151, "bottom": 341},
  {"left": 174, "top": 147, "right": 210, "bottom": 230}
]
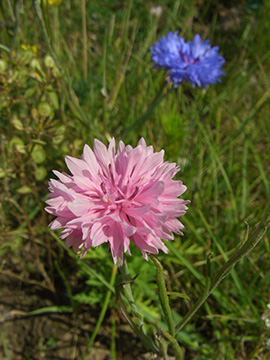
[
  {"left": 81, "top": 0, "right": 87, "bottom": 82},
  {"left": 150, "top": 255, "right": 175, "bottom": 337},
  {"left": 175, "top": 202, "right": 270, "bottom": 334}
]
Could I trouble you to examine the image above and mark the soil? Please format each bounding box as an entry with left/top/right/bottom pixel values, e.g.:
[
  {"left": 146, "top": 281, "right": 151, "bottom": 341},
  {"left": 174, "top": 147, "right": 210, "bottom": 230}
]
[{"left": 0, "top": 246, "right": 152, "bottom": 360}]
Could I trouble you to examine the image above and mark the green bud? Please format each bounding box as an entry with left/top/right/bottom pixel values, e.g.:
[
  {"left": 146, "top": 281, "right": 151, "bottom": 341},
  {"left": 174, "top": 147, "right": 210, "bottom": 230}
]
[
  {"left": 0, "top": 59, "right": 7, "bottom": 73},
  {"left": 31, "top": 145, "right": 46, "bottom": 164},
  {"left": 17, "top": 186, "right": 32, "bottom": 194},
  {"left": 0, "top": 95, "right": 10, "bottom": 109},
  {"left": 38, "top": 102, "right": 53, "bottom": 117},
  {"left": 44, "top": 54, "right": 55, "bottom": 68},
  {"left": 12, "top": 117, "right": 24, "bottom": 131},
  {"left": 10, "top": 137, "right": 26, "bottom": 154},
  {"left": 52, "top": 133, "right": 65, "bottom": 145},
  {"left": 0, "top": 168, "right": 6, "bottom": 178},
  {"left": 25, "top": 88, "right": 36, "bottom": 98},
  {"left": 35, "top": 166, "right": 47, "bottom": 181}
]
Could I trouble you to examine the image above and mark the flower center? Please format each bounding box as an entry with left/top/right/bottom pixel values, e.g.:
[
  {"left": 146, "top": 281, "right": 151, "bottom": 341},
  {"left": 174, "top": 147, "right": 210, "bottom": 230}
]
[
  {"left": 179, "top": 52, "right": 200, "bottom": 67},
  {"left": 100, "top": 178, "right": 138, "bottom": 215}
]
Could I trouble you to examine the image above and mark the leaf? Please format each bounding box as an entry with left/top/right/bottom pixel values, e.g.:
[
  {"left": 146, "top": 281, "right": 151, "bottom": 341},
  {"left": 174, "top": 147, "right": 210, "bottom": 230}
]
[
  {"left": 17, "top": 186, "right": 32, "bottom": 194},
  {"left": 167, "top": 292, "right": 191, "bottom": 301},
  {"left": 29, "top": 306, "right": 73, "bottom": 315}
]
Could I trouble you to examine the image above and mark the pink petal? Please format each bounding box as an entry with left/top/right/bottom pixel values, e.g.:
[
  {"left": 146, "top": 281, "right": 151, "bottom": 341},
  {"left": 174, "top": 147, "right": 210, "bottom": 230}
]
[
  {"left": 46, "top": 137, "right": 189, "bottom": 264},
  {"left": 65, "top": 156, "right": 88, "bottom": 176}
]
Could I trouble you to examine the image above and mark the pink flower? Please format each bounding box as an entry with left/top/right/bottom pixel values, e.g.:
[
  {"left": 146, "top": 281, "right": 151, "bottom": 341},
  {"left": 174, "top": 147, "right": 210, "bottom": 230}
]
[{"left": 45, "top": 138, "right": 189, "bottom": 265}]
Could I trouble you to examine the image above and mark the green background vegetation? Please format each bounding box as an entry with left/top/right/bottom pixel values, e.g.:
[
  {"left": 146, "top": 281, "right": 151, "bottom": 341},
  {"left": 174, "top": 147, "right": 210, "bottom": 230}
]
[{"left": 0, "top": 0, "right": 270, "bottom": 359}]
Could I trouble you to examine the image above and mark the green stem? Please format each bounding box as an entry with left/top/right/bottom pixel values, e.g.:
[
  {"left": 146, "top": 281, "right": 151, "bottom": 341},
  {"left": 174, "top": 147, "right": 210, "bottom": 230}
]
[
  {"left": 82, "top": 264, "right": 117, "bottom": 360},
  {"left": 119, "top": 257, "right": 144, "bottom": 326},
  {"left": 115, "top": 281, "right": 159, "bottom": 354},
  {"left": 123, "top": 83, "right": 173, "bottom": 140},
  {"left": 161, "top": 329, "right": 184, "bottom": 360},
  {"left": 81, "top": 0, "right": 88, "bottom": 82},
  {"left": 118, "top": 257, "right": 159, "bottom": 354},
  {"left": 52, "top": 6, "right": 60, "bottom": 56},
  {"left": 150, "top": 255, "right": 175, "bottom": 337},
  {"left": 0, "top": 332, "right": 11, "bottom": 360},
  {"left": 175, "top": 202, "right": 270, "bottom": 334}
]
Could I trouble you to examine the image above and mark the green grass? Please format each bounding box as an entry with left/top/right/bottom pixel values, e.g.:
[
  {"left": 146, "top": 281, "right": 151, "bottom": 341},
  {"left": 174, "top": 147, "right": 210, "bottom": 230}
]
[{"left": 1, "top": 0, "right": 270, "bottom": 359}]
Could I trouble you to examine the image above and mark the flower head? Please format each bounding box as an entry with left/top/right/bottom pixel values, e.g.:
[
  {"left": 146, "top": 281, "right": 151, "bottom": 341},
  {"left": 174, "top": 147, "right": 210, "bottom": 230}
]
[
  {"left": 150, "top": 31, "right": 225, "bottom": 88},
  {"left": 45, "top": 138, "right": 189, "bottom": 265},
  {"left": 38, "top": 0, "right": 62, "bottom": 6}
]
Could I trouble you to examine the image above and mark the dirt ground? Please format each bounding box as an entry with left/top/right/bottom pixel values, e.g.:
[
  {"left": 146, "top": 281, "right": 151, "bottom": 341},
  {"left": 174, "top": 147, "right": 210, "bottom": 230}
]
[{"left": 0, "top": 243, "right": 153, "bottom": 360}]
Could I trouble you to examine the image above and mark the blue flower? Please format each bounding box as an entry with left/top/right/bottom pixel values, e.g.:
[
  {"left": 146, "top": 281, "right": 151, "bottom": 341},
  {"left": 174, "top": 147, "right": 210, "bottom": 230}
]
[{"left": 150, "top": 31, "right": 225, "bottom": 88}]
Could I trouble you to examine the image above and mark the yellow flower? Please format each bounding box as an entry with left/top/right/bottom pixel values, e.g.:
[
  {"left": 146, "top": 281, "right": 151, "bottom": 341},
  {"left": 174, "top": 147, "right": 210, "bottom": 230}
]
[
  {"left": 21, "top": 44, "right": 37, "bottom": 55},
  {"left": 32, "top": 45, "right": 37, "bottom": 55},
  {"left": 39, "top": 0, "right": 62, "bottom": 6}
]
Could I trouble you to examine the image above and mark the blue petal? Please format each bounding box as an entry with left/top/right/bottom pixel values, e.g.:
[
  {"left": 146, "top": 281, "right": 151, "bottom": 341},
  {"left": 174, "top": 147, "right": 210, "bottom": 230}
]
[{"left": 150, "top": 32, "right": 225, "bottom": 88}]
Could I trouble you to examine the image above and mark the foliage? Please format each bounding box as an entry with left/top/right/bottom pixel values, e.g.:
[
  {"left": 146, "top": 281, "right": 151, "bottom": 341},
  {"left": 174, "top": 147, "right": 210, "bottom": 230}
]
[{"left": 0, "top": 0, "right": 270, "bottom": 359}]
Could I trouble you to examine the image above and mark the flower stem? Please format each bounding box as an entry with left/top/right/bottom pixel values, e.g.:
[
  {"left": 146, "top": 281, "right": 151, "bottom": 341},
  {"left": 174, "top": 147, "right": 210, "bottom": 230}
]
[
  {"left": 81, "top": 0, "right": 88, "bottom": 82},
  {"left": 175, "top": 202, "right": 270, "bottom": 334},
  {"left": 119, "top": 257, "right": 144, "bottom": 325},
  {"left": 123, "top": 83, "right": 173, "bottom": 140},
  {"left": 118, "top": 257, "right": 159, "bottom": 354},
  {"left": 150, "top": 255, "right": 175, "bottom": 337},
  {"left": 161, "top": 329, "right": 184, "bottom": 360}
]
